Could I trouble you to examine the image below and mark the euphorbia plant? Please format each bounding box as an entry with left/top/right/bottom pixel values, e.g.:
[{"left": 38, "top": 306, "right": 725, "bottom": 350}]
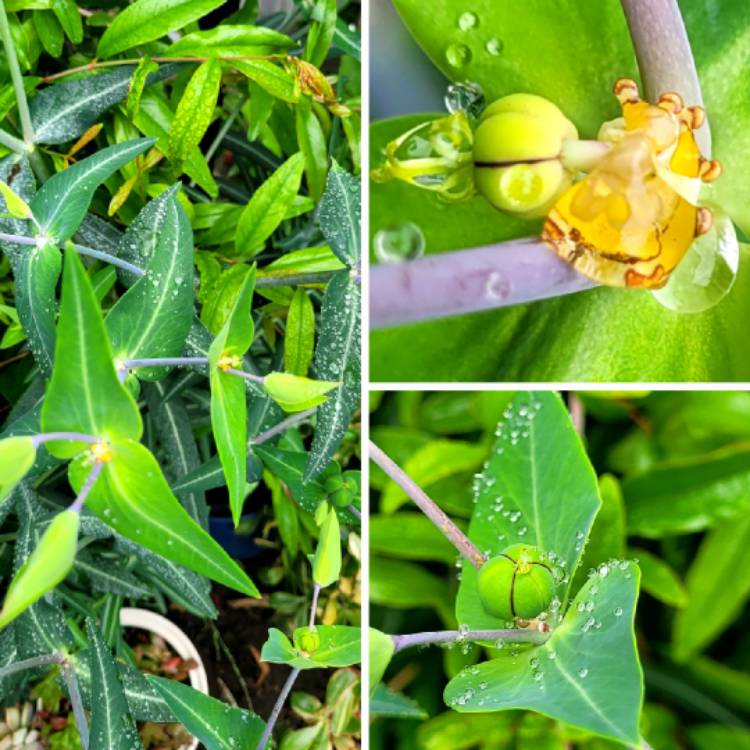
[{"left": 369, "top": 392, "right": 647, "bottom": 748}]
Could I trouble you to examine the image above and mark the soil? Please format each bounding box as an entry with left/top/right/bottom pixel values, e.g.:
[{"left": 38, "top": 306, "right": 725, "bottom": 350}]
[{"left": 169, "top": 584, "right": 330, "bottom": 734}]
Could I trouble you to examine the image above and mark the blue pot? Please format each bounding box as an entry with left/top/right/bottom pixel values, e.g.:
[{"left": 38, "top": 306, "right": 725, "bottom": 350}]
[{"left": 208, "top": 512, "right": 262, "bottom": 559}]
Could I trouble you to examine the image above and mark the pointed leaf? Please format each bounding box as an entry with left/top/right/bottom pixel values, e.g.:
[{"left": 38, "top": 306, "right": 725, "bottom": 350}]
[
  {"left": 106, "top": 188, "right": 194, "bottom": 379},
  {"left": 284, "top": 287, "right": 315, "bottom": 376},
  {"left": 69, "top": 439, "right": 259, "bottom": 596},
  {"left": 233, "top": 152, "right": 305, "bottom": 258},
  {"left": 31, "top": 138, "right": 155, "bottom": 242},
  {"left": 41, "top": 248, "right": 142, "bottom": 458},
  {"left": 30, "top": 65, "right": 176, "bottom": 145},
  {"left": 169, "top": 59, "right": 221, "bottom": 162},
  {"left": 168, "top": 25, "right": 294, "bottom": 56},
  {"left": 295, "top": 95, "right": 328, "bottom": 201},
  {"left": 312, "top": 505, "right": 341, "bottom": 587},
  {"left": 149, "top": 676, "right": 265, "bottom": 750},
  {"left": 304, "top": 272, "right": 360, "bottom": 479},
  {"left": 0, "top": 178, "right": 31, "bottom": 218},
  {"left": 232, "top": 59, "right": 299, "bottom": 102},
  {"left": 97, "top": 0, "right": 224, "bottom": 59},
  {"left": 85, "top": 620, "right": 143, "bottom": 750},
  {"left": 261, "top": 626, "right": 361, "bottom": 669},
  {"left": 0, "top": 436, "right": 36, "bottom": 502},
  {"left": 318, "top": 161, "right": 361, "bottom": 266},
  {"left": 263, "top": 371, "right": 338, "bottom": 413},
  {"left": 73, "top": 550, "right": 153, "bottom": 599},
  {"left": 209, "top": 266, "right": 256, "bottom": 525},
  {"left": 369, "top": 628, "right": 395, "bottom": 694},
  {"left": 445, "top": 562, "right": 643, "bottom": 746}
]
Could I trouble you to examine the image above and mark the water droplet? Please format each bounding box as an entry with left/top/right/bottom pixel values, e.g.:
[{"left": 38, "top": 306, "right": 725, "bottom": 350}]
[
  {"left": 614, "top": 607, "right": 624, "bottom": 617},
  {"left": 444, "top": 81, "right": 485, "bottom": 118},
  {"left": 374, "top": 223, "right": 425, "bottom": 263},
  {"left": 485, "top": 37, "right": 504, "bottom": 56},
  {"left": 578, "top": 667, "right": 589, "bottom": 679},
  {"left": 457, "top": 11, "right": 478, "bottom": 31},
  {"left": 445, "top": 43, "right": 471, "bottom": 69},
  {"left": 598, "top": 563, "right": 610, "bottom": 577}
]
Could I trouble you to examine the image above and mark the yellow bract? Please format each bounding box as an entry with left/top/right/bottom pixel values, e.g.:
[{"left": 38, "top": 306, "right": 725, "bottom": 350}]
[{"left": 543, "top": 79, "right": 721, "bottom": 288}]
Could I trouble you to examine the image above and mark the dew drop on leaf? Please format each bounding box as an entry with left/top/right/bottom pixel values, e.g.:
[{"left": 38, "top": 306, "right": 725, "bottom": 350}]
[{"left": 374, "top": 223, "right": 425, "bottom": 263}]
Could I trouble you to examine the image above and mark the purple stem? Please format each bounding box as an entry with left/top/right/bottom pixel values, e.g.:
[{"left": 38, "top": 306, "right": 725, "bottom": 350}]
[
  {"left": 69, "top": 461, "right": 104, "bottom": 513},
  {"left": 391, "top": 629, "right": 549, "bottom": 653},
  {"left": 620, "top": 0, "right": 709, "bottom": 154},
  {"left": 122, "top": 357, "right": 209, "bottom": 370},
  {"left": 252, "top": 408, "right": 317, "bottom": 445},
  {"left": 227, "top": 367, "right": 265, "bottom": 384},
  {"left": 309, "top": 583, "right": 321, "bottom": 628},
  {"left": 370, "top": 239, "right": 596, "bottom": 329},
  {"left": 31, "top": 432, "right": 99, "bottom": 448},
  {"left": 255, "top": 668, "right": 301, "bottom": 750},
  {"left": 369, "top": 440, "right": 486, "bottom": 569}
]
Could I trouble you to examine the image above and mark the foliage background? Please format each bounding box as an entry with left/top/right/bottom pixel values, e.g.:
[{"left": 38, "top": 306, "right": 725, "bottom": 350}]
[{"left": 369, "top": 390, "right": 750, "bottom": 750}]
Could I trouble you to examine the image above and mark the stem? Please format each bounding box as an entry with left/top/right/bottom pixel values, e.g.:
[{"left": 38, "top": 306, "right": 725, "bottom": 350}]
[
  {"left": 62, "top": 661, "right": 89, "bottom": 749},
  {"left": 72, "top": 244, "right": 145, "bottom": 278},
  {"left": 391, "top": 628, "right": 550, "bottom": 653},
  {"left": 251, "top": 407, "right": 317, "bottom": 444},
  {"left": 226, "top": 367, "right": 265, "bottom": 384},
  {"left": 122, "top": 356, "right": 209, "bottom": 370},
  {"left": 32, "top": 431, "right": 99, "bottom": 448},
  {"left": 69, "top": 461, "right": 104, "bottom": 513},
  {"left": 0, "top": 653, "right": 64, "bottom": 681},
  {"left": 0, "top": 1, "right": 34, "bottom": 144},
  {"left": 620, "top": 0, "right": 709, "bottom": 153},
  {"left": 255, "top": 667, "right": 301, "bottom": 750},
  {"left": 42, "top": 54, "right": 283, "bottom": 83},
  {"left": 309, "top": 583, "right": 321, "bottom": 628},
  {"left": 370, "top": 239, "right": 596, "bottom": 329},
  {"left": 568, "top": 393, "right": 585, "bottom": 437},
  {"left": 0, "top": 127, "right": 27, "bottom": 154},
  {"left": 369, "top": 440, "right": 486, "bottom": 569},
  {"left": 256, "top": 270, "right": 339, "bottom": 288},
  {"left": 0, "top": 231, "right": 34, "bottom": 246},
  {"left": 347, "top": 504, "right": 361, "bottom": 521}
]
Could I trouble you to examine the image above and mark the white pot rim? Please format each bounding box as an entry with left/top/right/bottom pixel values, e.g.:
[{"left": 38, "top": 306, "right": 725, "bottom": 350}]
[{"left": 120, "top": 607, "right": 209, "bottom": 750}]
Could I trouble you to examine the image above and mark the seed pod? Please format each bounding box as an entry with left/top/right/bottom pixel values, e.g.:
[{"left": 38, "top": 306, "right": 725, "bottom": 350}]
[
  {"left": 294, "top": 626, "right": 321, "bottom": 653},
  {"left": 477, "top": 543, "right": 555, "bottom": 621},
  {"left": 473, "top": 94, "right": 578, "bottom": 217}
]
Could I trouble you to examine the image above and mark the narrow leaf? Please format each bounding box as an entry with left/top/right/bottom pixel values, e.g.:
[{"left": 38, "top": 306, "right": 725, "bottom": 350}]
[
  {"left": 312, "top": 505, "right": 342, "bottom": 587},
  {"left": 318, "top": 161, "right": 361, "bottom": 266},
  {"left": 0, "top": 436, "right": 36, "bottom": 502},
  {"left": 167, "top": 25, "right": 294, "bottom": 56},
  {"left": 295, "top": 95, "right": 328, "bottom": 200},
  {"left": 284, "top": 287, "right": 315, "bottom": 375},
  {"left": 232, "top": 59, "right": 299, "bottom": 102},
  {"left": 304, "top": 0, "right": 337, "bottom": 68},
  {"left": 264, "top": 371, "right": 337, "bottom": 413}
]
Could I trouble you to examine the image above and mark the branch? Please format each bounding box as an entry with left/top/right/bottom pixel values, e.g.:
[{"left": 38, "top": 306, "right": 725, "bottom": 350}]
[
  {"left": 369, "top": 440, "right": 486, "bottom": 569},
  {"left": 0, "top": 653, "right": 64, "bottom": 681},
  {"left": 72, "top": 243, "right": 145, "bottom": 278},
  {"left": 309, "top": 583, "right": 321, "bottom": 628},
  {"left": 255, "top": 667, "right": 301, "bottom": 750},
  {"left": 251, "top": 407, "right": 317, "bottom": 445},
  {"left": 370, "top": 239, "right": 595, "bottom": 328},
  {"left": 391, "top": 628, "right": 549, "bottom": 654},
  {"left": 62, "top": 661, "right": 89, "bottom": 749},
  {"left": 620, "top": 0, "right": 709, "bottom": 153},
  {"left": 31, "top": 432, "right": 99, "bottom": 448},
  {"left": 0, "top": 1, "right": 34, "bottom": 144},
  {"left": 0, "top": 126, "right": 28, "bottom": 154},
  {"left": 69, "top": 461, "right": 104, "bottom": 513}
]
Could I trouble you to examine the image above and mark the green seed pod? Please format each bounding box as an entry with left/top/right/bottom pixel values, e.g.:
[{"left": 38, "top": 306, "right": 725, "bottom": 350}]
[
  {"left": 294, "top": 626, "right": 321, "bottom": 653},
  {"left": 325, "top": 473, "right": 353, "bottom": 508},
  {"left": 263, "top": 372, "right": 339, "bottom": 413},
  {"left": 0, "top": 510, "right": 80, "bottom": 628},
  {"left": 477, "top": 543, "right": 555, "bottom": 621},
  {"left": 473, "top": 93, "right": 578, "bottom": 217}
]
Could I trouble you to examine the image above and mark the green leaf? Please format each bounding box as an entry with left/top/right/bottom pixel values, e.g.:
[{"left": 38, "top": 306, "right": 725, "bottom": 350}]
[
  {"left": 629, "top": 547, "right": 687, "bottom": 608},
  {"left": 41, "top": 247, "right": 143, "bottom": 458},
  {"left": 415, "top": 712, "right": 517, "bottom": 750},
  {"left": 126, "top": 58, "right": 158, "bottom": 118},
  {"left": 688, "top": 726, "right": 750, "bottom": 750},
  {"left": 284, "top": 288, "right": 315, "bottom": 376},
  {"left": 73, "top": 550, "right": 152, "bottom": 599},
  {"left": 0, "top": 436, "right": 36, "bottom": 502},
  {"left": 381, "top": 438, "right": 486, "bottom": 514},
  {"left": 232, "top": 59, "right": 299, "bottom": 102},
  {"left": 295, "top": 96, "right": 328, "bottom": 201},
  {"left": 0, "top": 179, "right": 31, "bottom": 219},
  {"left": 200, "top": 263, "right": 254, "bottom": 334},
  {"left": 368, "top": 628, "right": 395, "bottom": 694},
  {"left": 370, "top": 684, "right": 427, "bottom": 719},
  {"left": 318, "top": 161, "right": 361, "bottom": 267},
  {"left": 85, "top": 620, "right": 143, "bottom": 750},
  {"left": 33, "top": 10, "right": 63, "bottom": 57},
  {"left": 97, "top": 0, "right": 224, "bottom": 59},
  {"left": 254, "top": 445, "right": 328, "bottom": 514},
  {"left": 446, "top": 561, "right": 643, "bottom": 746},
  {"left": 106, "top": 187, "right": 194, "bottom": 379},
  {"left": 304, "top": 272, "right": 360, "bottom": 480},
  {"left": 167, "top": 24, "right": 294, "bottom": 56},
  {"left": 208, "top": 266, "right": 256, "bottom": 525},
  {"left": 623, "top": 445, "right": 750, "bottom": 537},
  {"left": 456, "top": 392, "right": 600, "bottom": 629},
  {"left": 169, "top": 59, "right": 221, "bottom": 162},
  {"left": 31, "top": 138, "right": 155, "bottom": 242},
  {"left": 264, "top": 372, "right": 338, "bottom": 413},
  {"left": 261, "top": 626, "right": 361, "bottom": 669},
  {"left": 51, "top": 0, "right": 81, "bottom": 43},
  {"left": 672, "top": 513, "right": 750, "bottom": 662},
  {"left": 0, "top": 510, "right": 79, "bottom": 628},
  {"left": 149, "top": 676, "right": 265, "bottom": 750},
  {"left": 370, "top": 512, "right": 462, "bottom": 563},
  {"left": 312, "top": 504, "right": 341, "bottom": 587},
  {"left": 233, "top": 152, "right": 305, "bottom": 258},
  {"left": 30, "top": 65, "right": 173, "bottom": 145},
  {"left": 68, "top": 438, "right": 259, "bottom": 596},
  {"left": 304, "top": 0, "right": 336, "bottom": 68}
]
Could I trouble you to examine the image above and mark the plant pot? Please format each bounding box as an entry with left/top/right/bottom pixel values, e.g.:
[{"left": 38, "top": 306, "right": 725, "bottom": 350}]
[
  {"left": 119, "top": 607, "right": 209, "bottom": 750},
  {"left": 208, "top": 511, "right": 263, "bottom": 560}
]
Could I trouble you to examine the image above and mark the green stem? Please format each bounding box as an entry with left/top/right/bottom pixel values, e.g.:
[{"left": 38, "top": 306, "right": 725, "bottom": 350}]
[
  {"left": 0, "top": 126, "right": 27, "bottom": 154},
  {"left": 0, "top": 652, "right": 65, "bottom": 681},
  {"left": 0, "top": 1, "right": 34, "bottom": 145}
]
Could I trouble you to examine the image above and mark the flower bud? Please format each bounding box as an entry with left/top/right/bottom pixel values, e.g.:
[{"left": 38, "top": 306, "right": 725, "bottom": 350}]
[
  {"left": 477, "top": 543, "right": 555, "bottom": 621},
  {"left": 473, "top": 94, "right": 578, "bottom": 217},
  {"left": 293, "top": 626, "right": 321, "bottom": 653}
]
